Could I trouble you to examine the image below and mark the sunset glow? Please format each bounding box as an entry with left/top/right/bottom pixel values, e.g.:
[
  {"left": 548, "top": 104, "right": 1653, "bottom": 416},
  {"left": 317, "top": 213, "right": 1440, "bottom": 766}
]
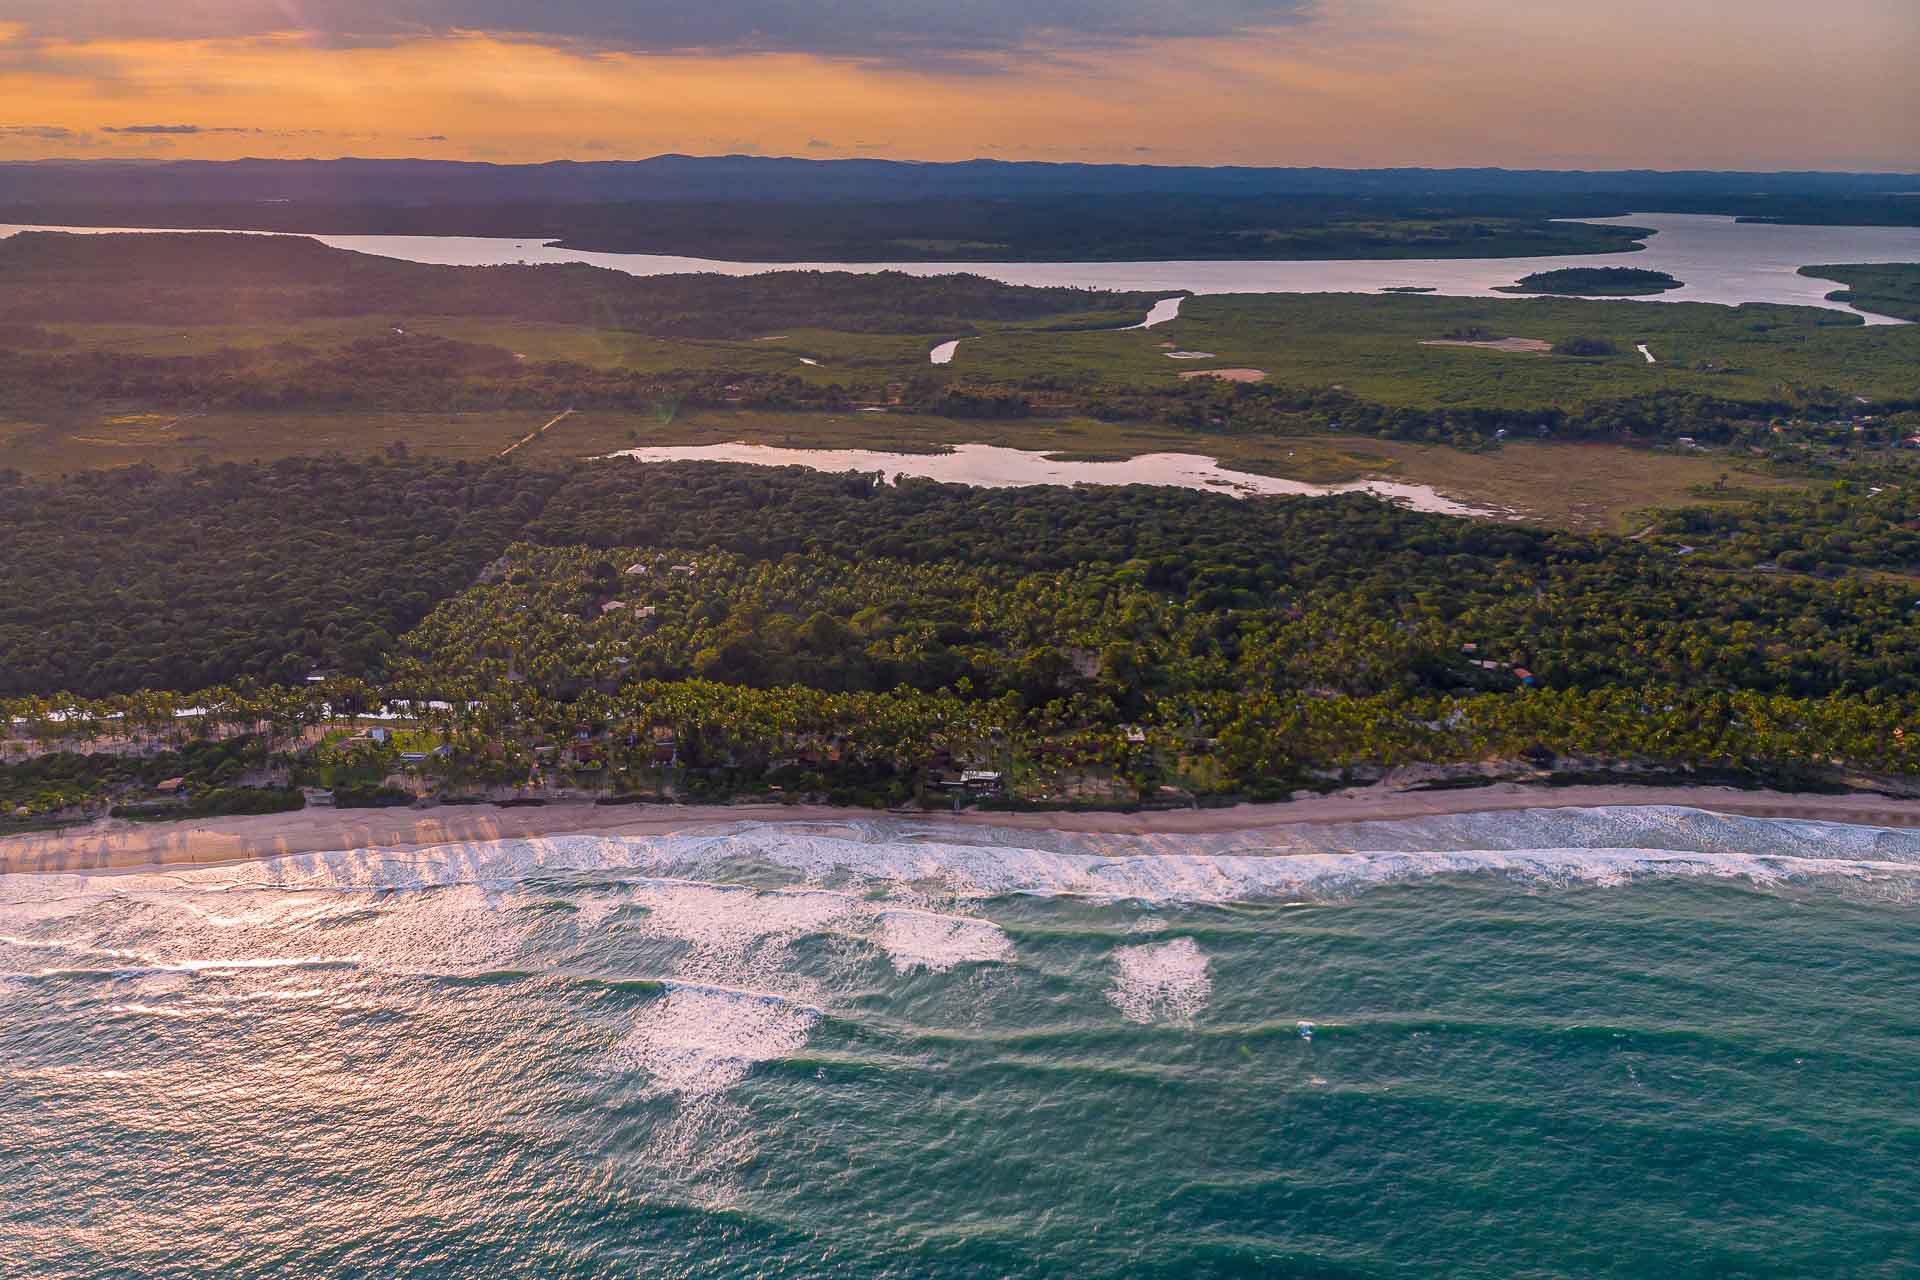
[{"left": 1, "top": 1, "right": 1913, "bottom": 167}]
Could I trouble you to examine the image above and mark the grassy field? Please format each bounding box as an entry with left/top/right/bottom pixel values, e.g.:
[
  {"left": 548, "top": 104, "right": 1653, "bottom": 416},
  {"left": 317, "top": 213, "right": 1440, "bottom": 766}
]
[
  {"left": 38, "top": 288, "right": 1918, "bottom": 413},
  {"left": 0, "top": 409, "right": 556, "bottom": 474},
  {"left": 950, "top": 292, "right": 1920, "bottom": 408},
  {"left": 35, "top": 308, "right": 1139, "bottom": 376},
  {"left": 36, "top": 317, "right": 811, "bottom": 375}
]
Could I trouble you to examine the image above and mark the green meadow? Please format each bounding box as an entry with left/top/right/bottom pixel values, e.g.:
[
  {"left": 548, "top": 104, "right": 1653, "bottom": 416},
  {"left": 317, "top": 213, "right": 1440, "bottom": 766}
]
[{"left": 949, "top": 292, "right": 1920, "bottom": 407}]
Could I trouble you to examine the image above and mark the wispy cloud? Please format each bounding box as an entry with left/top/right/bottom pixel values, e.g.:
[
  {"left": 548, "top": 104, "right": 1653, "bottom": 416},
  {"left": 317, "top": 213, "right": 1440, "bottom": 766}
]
[
  {"left": 102, "top": 124, "right": 260, "bottom": 135},
  {"left": 0, "top": 123, "right": 83, "bottom": 138},
  {"left": 1, "top": 1, "right": 1320, "bottom": 66}
]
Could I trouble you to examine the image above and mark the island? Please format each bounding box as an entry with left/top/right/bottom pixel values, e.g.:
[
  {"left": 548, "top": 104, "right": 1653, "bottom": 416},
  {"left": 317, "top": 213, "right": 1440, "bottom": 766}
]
[{"left": 1497, "top": 267, "right": 1684, "bottom": 296}]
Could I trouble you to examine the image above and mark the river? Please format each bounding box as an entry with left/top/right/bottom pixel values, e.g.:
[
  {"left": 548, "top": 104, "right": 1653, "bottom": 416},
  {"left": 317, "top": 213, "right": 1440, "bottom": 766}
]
[{"left": 3, "top": 213, "right": 1916, "bottom": 323}]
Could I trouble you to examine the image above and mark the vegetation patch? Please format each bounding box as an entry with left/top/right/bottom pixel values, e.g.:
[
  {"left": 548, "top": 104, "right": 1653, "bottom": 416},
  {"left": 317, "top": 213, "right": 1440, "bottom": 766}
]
[
  {"left": 1802, "top": 263, "right": 1920, "bottom": 321},
  {"left": 1497, "top": 267, "right": 1684, "bottom": 296},
  {"left": 0, "top": 458, "right": 564, "bottom": 696},
  {"left": 1550, "top": 336, "right": 1621, "bottom": 356},
  {"left": 0, "top": 231, "right": 1163, "bottom": 338}
]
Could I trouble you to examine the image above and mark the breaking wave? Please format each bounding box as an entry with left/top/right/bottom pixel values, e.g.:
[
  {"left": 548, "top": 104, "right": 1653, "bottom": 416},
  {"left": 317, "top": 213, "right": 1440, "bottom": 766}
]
[
  {"left": 1107, "top": 937, "right": 1212, "bottom": 1024},
  {"left": 8, "top": 807, "right": 1920, "bottom": 910}
]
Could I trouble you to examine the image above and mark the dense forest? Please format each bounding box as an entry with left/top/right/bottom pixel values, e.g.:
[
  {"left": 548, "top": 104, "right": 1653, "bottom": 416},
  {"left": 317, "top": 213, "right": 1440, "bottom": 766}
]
[
  {"left": 0, "top": 233, "right": 1161, "bottom": 336},
  {"left": 15, "top": 457, "right": 1920, "bottom": 812},
  {"left": 13, "top": 457, "right": 1920, "bottom": 706},
  {"left": 0, "top": 458, "right": 563, "bottom": 696},
  {"left": 1501, "top": 268, "right": 1684, "bottom": 296}
]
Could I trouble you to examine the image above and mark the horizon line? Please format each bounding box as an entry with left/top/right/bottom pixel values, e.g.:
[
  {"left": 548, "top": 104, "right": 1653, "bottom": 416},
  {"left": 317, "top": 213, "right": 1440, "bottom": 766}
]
[{"left": 3, "top": 153, "right": 1919, "bottom": 179}]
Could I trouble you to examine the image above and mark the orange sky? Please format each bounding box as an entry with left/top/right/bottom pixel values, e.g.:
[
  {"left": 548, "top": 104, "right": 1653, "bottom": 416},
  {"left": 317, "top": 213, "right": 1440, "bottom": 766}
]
[{"left": 0, "top": 0, "right": 1914, "bottom": 169}]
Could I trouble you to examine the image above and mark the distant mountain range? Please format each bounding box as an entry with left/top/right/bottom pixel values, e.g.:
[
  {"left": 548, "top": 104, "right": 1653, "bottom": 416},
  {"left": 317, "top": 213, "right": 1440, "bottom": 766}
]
[{"left": 3, "top": 155, "right": 1917, "bottom": 205}]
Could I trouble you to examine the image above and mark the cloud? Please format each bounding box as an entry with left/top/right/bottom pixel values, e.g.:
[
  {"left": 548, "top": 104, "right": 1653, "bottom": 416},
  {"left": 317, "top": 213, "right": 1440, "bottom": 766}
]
[
  {"left": 102, "top": 124, "right": 261, "bottom": 135},
  {"left": 1, "top": 1, "right": 1320, "bottom": 65},
  {"left": 806, "top": 138, "right": 832, "bottom": 150},
  {"left": 0, "top": 124, "right": 84, "bottom": 139}
]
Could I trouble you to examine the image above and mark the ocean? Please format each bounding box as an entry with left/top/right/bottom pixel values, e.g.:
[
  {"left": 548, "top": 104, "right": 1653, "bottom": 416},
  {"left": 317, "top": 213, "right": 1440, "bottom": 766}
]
[{"left": 3, "top": 807, "right": 1917, "bottom": 1278}]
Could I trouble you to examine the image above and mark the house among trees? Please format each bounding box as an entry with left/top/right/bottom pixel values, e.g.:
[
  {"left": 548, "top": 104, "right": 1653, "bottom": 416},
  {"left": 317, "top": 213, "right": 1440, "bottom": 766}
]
[{"left": 650, "top": 725, "right": 678, "bottom": 766}]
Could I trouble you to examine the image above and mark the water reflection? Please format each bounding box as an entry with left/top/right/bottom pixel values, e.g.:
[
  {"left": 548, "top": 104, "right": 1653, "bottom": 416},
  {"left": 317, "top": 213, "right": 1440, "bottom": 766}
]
[{"left": 600, "top": 441, "right": 1506, "bottom": 517}]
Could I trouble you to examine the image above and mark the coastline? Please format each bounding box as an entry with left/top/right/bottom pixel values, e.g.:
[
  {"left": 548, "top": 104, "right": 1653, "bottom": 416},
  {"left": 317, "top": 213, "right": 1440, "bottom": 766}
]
[{"left": 8, "top": 781, "right": 1920, "bottom": 878}]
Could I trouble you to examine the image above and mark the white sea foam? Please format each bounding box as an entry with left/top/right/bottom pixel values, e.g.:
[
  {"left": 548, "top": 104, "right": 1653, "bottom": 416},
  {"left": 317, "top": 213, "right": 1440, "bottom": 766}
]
[
  {"left": 605, "top": 982, "right": 822, "bottom": 1096},
  {"left": 9, "top": 807, "right": 1920, "bottom": 914},
  {"left": 565, "top": 890, "right": 625, "bottom": 936},
  {"left": 1106, "top": 937, "right": 1212, "bottom": 1023},
  {"left": 618, "top": 878, "right": 853, "bottom": 994},
  {"left": 875, "top": 908, "right": 1015, "bottom": 973}
]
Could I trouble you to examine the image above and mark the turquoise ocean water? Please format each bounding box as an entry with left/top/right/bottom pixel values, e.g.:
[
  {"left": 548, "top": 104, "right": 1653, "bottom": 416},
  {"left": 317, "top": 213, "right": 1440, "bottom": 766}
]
[{"left": 3, "top": 806, "right": 1917, "bottom": 1278}]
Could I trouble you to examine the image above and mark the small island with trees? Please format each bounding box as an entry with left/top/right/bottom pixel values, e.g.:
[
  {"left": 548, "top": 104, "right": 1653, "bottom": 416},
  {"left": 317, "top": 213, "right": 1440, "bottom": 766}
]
[{"left": 1499, "top": 267, "right": 1684, "bottom": 296}]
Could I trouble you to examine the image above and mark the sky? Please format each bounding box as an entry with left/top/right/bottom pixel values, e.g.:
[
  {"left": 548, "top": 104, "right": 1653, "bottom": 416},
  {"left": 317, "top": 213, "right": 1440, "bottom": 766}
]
[{"left": 0, "top": 0, "right": 1914, "bottom": 169}]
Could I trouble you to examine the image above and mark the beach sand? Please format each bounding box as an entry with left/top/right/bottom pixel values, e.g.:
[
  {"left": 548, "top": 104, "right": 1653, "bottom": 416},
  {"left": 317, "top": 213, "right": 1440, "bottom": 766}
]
[{"left": 8, "top": 783, "right": 1920, "bottom": 877}]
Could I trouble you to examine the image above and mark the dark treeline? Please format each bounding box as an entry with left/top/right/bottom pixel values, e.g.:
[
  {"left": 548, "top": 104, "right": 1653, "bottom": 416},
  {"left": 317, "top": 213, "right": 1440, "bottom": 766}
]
[
  {"left": 7, "top": 178, "right": 1920, "bottom": 260},
  {"left": 0, "top": 197, "right": 1653, "bottom": 262},
  {"left": 4, "top": 156, "right": 1914, "bottom": 206},
  {"left": 531, "top": 196, "right": 1651, "bottom": 262},
  {"left": 0, "top": 232, "right": 1159, "bottom": 337}
]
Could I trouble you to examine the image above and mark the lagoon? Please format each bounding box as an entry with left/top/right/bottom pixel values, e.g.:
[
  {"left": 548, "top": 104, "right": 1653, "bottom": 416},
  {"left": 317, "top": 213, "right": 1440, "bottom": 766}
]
[{"left": 601, "top": 440, "right": 1504, "bottom": 516}]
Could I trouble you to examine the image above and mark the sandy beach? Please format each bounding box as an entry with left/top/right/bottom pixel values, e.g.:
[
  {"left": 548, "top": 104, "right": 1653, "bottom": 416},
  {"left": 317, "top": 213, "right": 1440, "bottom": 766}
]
[{"left": 8, "top": 782, "right": 1920, "bottom": 877}]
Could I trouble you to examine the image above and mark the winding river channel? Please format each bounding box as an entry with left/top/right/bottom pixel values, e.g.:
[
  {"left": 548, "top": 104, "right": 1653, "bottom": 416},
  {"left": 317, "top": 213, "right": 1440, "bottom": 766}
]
[{"left": 4, "top": 213, "right": 1917, "bottom": 322}]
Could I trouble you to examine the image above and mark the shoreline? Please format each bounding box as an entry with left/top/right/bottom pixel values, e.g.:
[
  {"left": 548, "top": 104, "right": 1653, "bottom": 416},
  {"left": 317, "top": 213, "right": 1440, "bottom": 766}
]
[{"left": 7, "top": 782, "right": 1920, "bottom": 878}]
